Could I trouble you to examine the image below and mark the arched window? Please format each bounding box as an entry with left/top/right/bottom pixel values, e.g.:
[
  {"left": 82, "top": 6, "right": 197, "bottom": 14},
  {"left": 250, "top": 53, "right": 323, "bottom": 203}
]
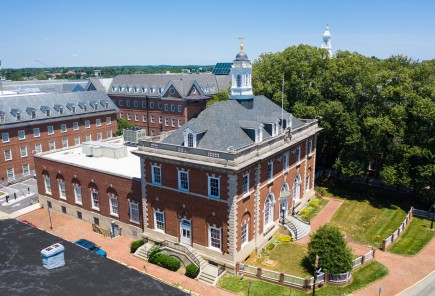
[
  {"left": 43, "top": 173, "right": 51, "bottom": 194},
  {"left": 293, "top": 174, "right": 301, "bottom": 201},
  {"left": 281, "top": 183, "right": 289, "bottom": 194},
  {"left": 264, "top": 194, "right": 274, "bottom": 227},
  {"left": 108, "top": 193, "right": 118, "bottom": 216},
  {"left": 72, "top": 179, "right": 82, "bottom": 205},
  {"left": 236, "top": 74, "right": 242, "bottom": 87},
  {"left": 187, "top": 133, "right": 194, "bottom": 147}
]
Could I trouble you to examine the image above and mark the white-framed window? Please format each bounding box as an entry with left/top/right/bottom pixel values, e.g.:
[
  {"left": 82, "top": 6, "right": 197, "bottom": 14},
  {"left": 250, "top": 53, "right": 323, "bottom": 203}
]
[
  {"left": 236, "top": 74, "right": 242, "bottom": 87},
  {"left": 126, "top": 100, "right": 131, "bottom": 107},
  {"left": 85, "top": 120, "right": 90, "bottom": 129},
  {"left": 178, "top": 105, "right": 182, "bottom": 112},
  {"left": 7, "top": 168, "right": 15, "bottom": 182},
  {"left": 154, "top": 209, "right": 165, "bottom": 231},
  {"left": 135, "top": 114, "right": 138, "bottom": 122},
  {"left": 150, "top": 115, "right": 155, "bottom": 123},
  {"left": 86, "top": 134, "right": 91, "bottom": 141},
  {"left": 72, "top": 122, "right": 79, "bottom": 131},
  {"left": 264, "top": 194, "right": 274, "bottom": 227},
  {"left": 142, "top": 114, "right": 147, "bottom": 122},
  {"left": 187, "top": 133, "right": 194, "bottom": 147},
  {"left": 283, "top": 153, "right": 289, "bottom": 171},
  {"left": 109, "top": 194, "right": 119, "bottom": 216},
  {"left": 106, "top": 117, "right": 111, "bottom": 125},
  {"left": 97, "top": 132, "right": 102, "bottom": 141},
  {"left": 61, "top": 124, "right": 67, "bottom": 133},
  {"left": 151, "top": 165, "right": 162, "bottom": 185},
  {"left": 149, "top": 102, "right": 154, "bottom": 109},
  {"left": 129, "top": 201, "right": 140, "bottom": 224},
  {"left": 297, "top": 146, "right": 301, "bottom": 163},
  {"left": 171, "top": 118, "right": 175, "bottom": 127},
  {"left": 22, "top": 164, "right": 30, "bottom": 176},
  {"left": 165, "top": 117, "right": 169, "bottom": 126},
  {"left": 91, "top": 190, "right": 99, "bottom": 210},
  {"left": 33, "top": 128, "right": 40, "bottom": 138},
  {"left": 171, "top": 104, "right": 175, "bottom": 112},
  {"left": 159, "top": 116, "right": 162, "bottom": 124},
  {"left": 267, "top": 161, "right": 273, "bottom": 180},
  {"left": 158, "top": 102, "right": 162, "bottom": 109},
  {"left": 18, "top": 130, "right": 26, "bottom": 140},
  {"left": 178, "top": 119, "right": 182, "bottom": 127},
  {"left": 4, "top": 149, "right": 12, "bottom": 161},
  {"left": 74, "top": 185, "right": 82, "bottom": 204},
  {"left": 107, "top": 130, "right": 113, "bottom": 139},
  {"left": 241, "top": 222, "right": 248, "bottom": 246},
  {"left": 308, "top": 138, "right": 313, "bottom": 155},
  {"left": 96, "top": 118, "right": 101, "bottom": 126},
  {"left": 62, "top": 138, "right": 68, "bottom": 148},
  {"left": 178, "top": 170, "right": 189, "bottom": 191},
  {"left": 208, "top": 225, "right": 222, "bottom": 251},
  {"left": 44, "top": 175, "right": 51, "bottom": 194},
  {"left": 48, "top": 126, "right": 54, "bottom": 135},
  {"left": 74, "top": 136, "right": 80, "bottom": 145},
  {"left": 142, "top": 101, "right": 147, "bottom": 108},
  {"left": 20, "top": 146, "right": 27, "bottom": 157},
  {"left": 58, "top": 180, "right": 66, "bottom": 199},
  {"left": 35, "top": 144, "right": 42, "bottom": 153},
  {"left": 127, "top": 113, "right": 131, "bottom": 120},
  {"left": 49, "top": 141, "right": 56, "bottom": 151},
  {"left": 119, "top": 100, "right": 124, "bottom": 107},
  {"left": 164, "top": 104, "right": 168, "bottom": 111},
  {"left": 242, "top": 172, "right": 249, "bottom": 194},
  {"left": 120, "top": 112, "right": 123, "bottom": 118},
  {"left": 2, "top": 132, "right": 9, "bottom": 143},
  {"left": 208, "top": 176, "right": 220, "bottom": 198}
]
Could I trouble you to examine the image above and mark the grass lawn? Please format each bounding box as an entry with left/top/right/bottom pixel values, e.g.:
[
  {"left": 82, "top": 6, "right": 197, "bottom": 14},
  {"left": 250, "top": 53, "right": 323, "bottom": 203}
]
[
  {"left": 244, "top": 230, "right": 311, "bottom": 277},
  {"left": 388, "top": 217, "right": 435, "bottom": 255},
  {"left": 218, "top": 261, "right": 388, "bottom": 296},
  {"left": 316, "top": 185, "right": 409, "bottom": 247},
  {"left": 299, "top": 197, "right": 329, "bottom": 221}
]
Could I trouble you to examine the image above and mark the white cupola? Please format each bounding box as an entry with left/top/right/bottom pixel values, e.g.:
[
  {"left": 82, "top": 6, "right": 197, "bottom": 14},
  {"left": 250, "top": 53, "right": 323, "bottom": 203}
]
[
  {"left": 321, "top": 25, "right": 332, "bottom": 57},
  {"left": 230, "top": 37, "right": 254, "bottom": 100}
]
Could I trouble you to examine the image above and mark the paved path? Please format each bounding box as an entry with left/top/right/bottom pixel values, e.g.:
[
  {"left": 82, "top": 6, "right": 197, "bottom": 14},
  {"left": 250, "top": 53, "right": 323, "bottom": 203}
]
[
  {"left": 19, "top": 209, "right": 234, "bottom": 296},
  {"left": 297, "top": 197, "right": 343, "bottom": 245}
]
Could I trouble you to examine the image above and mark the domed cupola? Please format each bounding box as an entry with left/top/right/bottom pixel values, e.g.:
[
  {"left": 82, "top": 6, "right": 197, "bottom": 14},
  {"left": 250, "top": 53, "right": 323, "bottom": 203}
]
[
  {"left": 321, "top": 25, "right": 332, "bottom": 57},
  {"left": 230, "top": 37, "right": 254, "bottom": 100}
]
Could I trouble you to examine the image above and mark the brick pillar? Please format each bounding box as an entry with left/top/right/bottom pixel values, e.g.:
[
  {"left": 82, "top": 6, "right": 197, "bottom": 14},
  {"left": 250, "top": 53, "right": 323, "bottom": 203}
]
[
  {"left": 325, "top": 272, "right": 330, "bottom": 283},
  {"left": 372, "top": 248, "right": 376, "bottom": 258},
  {"left": 304, "top": 278, "right": 311, "bottom": 289},
  {"left": 361, "top": 254, "right": 365, "bottom": 265},
  {"left": 236, "top": 263, "right": 240, "bottom": 274},
  {"left": 382, "top": 240, "right": 387, "bottom": 251}
]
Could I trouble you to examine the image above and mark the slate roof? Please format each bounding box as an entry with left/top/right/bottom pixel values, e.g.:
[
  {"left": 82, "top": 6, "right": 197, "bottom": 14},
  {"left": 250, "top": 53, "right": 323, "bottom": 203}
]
[
  {"left": 1, "top": 80, "right": 88, "bottom": 93},
  {"left": 0, "top": 91, "right": 118, "bottom": 129},
  {"left": 162, "top": 96, "right": 304, "bottom": 151},
  {"left": 108, "top": 73, "right": 231, "bottom": 97},
  {"left": 84, "top": 78, "right": 113, "bottom": 93}
]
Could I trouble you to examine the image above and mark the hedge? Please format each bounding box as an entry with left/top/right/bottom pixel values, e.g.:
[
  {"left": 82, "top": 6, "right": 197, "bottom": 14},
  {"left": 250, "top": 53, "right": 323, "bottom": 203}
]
[
  {"left": 130, "top": 239, "right": 145, "bottom": 253},
  {"left": 185, "top": 263, "right": 200, "bottom": 278},
  {"left": 148, "top": 249, "right": 181, "bottom": 271}
]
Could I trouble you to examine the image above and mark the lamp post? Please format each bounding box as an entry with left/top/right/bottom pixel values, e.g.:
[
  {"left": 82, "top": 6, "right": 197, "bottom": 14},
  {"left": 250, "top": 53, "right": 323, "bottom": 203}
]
[{"left": 281, "top": 206, "right": 286, "bottom": 225}]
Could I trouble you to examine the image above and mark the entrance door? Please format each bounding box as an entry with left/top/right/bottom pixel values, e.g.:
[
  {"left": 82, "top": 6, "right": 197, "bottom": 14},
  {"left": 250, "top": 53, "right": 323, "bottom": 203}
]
[
  {"left": 180, "top": 219, "right": 191, "bottom": 245},
  {"left": 112, "top": 224, "right": 120, "bottom": 237}
]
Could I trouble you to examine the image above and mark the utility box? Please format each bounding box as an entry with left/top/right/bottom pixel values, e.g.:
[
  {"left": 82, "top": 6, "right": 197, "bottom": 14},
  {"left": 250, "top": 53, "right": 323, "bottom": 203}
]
[
  {"left": 123, "top": 127, "right": 147, "bottom": 144},
  {"left": 41, "top": 243, "right": 65, "bottom": 269}
]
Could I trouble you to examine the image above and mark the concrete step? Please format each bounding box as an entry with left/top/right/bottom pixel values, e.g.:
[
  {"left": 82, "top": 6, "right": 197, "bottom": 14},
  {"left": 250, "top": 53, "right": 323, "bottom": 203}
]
[
  {"left": 133, "top": 242, "right": 154, "bottom": 260},
  {"left": 285, "top": 216, "right": 311, "bottom": 241}
]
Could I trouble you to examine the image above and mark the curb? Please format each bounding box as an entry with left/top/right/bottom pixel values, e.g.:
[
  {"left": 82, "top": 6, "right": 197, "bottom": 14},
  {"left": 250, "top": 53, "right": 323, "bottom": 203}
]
[{"left": 395, "top": 270, "right": 435, "bottom": 296}]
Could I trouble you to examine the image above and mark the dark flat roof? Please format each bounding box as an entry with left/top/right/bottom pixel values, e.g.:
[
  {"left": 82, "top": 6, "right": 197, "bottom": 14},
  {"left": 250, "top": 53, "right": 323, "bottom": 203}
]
[{"left": 0, "top": 219, "right": 186, "bottom": 296}]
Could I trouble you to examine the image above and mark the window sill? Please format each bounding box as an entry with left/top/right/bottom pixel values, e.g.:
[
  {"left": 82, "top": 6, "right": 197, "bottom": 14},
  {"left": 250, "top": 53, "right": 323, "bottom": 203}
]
[
  {"left": 130, "top": 220, "right": 140, "bottom": 225},
  {"left": 267, "top": 179, "right": 273, "bottom": 185},
  {"left": 60, "top": 197, "right": 67, "bottom": 200},
  {"left": 208, "top": 195, "right": 220, "bottom": 200},
  {"left": 208, "top": 246, "right": 222, "bottom": 253},
  {"left": 242, "top": 192, "right": 250, "bottom": 199},
  {"left": 92, "top": 207, "right": 100, "bottom": 212},
  {"left": 110, "top": 213, "right": 119, "bottom": 218},
  {"left": 75, "top": 202, "right": 83, "bottom": 206},
  {"left": 154, "top": 228, "right": 165, "bottom": 233}
]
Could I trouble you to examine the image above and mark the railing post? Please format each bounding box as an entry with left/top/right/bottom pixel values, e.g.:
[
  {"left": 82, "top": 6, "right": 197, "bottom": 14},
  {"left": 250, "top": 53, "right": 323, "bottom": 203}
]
[
  {"left": 257, "top": 267, "right": 262, "bottom": 278},
  {"left": 236, "top": 262, "right": 240, "bottom": 274},
  {"left": 382, "top": 239, "right": 387, "bottom": 251},
  {"left": 279, "top": 272, "right": 284, "bottom": 283},
  {"left": 304, "top": 278, "right": 311, "bottom": 289},
  {"left": 361, "top": 254, "right": 365, "bottom": 265}
]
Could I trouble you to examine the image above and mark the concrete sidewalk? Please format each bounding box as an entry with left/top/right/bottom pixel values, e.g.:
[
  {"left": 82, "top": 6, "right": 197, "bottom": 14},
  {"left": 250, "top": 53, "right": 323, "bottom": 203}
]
[{"left": 18, "top": 209, "right": 234, "bottom": 296}]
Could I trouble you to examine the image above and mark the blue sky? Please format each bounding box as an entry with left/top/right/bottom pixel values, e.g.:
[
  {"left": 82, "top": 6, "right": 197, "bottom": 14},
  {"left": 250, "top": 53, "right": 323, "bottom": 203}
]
[{"left": 1, "top": 0, "right": 434, "bottom": 68}]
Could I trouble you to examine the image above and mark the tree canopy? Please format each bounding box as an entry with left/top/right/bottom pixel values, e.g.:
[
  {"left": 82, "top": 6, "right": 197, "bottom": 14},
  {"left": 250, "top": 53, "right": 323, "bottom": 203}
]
[
  {"left": 253, "top": 45, "right": 435, "bottom": 202},
  {"left": 307, "top": 225, "right": 353, "bottom": 274}
]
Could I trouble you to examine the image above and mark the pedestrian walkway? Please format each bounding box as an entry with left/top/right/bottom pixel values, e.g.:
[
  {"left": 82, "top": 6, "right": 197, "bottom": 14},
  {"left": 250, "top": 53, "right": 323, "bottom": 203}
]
[
  {"left": 18, "top": 209, "right": 235, "bottom": 296},
  {"left": 296, "top": 196, "right": 343, "bottom": 245}
]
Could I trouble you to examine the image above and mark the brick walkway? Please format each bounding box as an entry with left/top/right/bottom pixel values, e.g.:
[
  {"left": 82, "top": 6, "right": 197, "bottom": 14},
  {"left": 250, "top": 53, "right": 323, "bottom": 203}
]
[
  {"left": 18, "top": 209, "right": 234, "bottom": 296},
  {"left": 297, "top": 197, "right": 343, "bottom": 245}
]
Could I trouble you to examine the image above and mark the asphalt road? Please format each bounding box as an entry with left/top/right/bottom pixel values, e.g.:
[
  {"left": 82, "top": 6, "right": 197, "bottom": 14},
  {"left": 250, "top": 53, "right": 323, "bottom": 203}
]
[
  {"left": 0, "top": 219, "right": 186, "bottom": 296},
  {"left": 0, "top": 179, "right": 39, "bottom": 214},
  {"left": 397, "top": 271, "right": 435, "bottom": 296}
]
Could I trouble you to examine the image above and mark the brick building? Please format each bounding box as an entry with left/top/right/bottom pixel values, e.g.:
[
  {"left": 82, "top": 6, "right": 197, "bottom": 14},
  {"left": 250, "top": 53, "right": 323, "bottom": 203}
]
[
  {"left": 132, "top": 44, "right": 321, "bottom": 271},
  {"left": 107, "top": 73, "right": 231, "bottom": 136},
  {"left": 0, "top": 91, "right": 118, "bottom": 184},
  {"left": 34, "top": 138, "right": 143, "bottom": 238}
]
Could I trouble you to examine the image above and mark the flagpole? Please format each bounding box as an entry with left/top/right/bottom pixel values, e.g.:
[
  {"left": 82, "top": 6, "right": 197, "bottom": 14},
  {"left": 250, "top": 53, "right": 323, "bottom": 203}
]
[{"left": 281, "top": 72, "right": 284, "bottom": 132}]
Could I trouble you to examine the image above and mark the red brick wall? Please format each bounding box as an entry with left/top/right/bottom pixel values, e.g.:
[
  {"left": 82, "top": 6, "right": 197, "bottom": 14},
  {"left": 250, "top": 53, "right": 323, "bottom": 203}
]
[
  {"left": 34, "top": 157, "right": 142, "bottom": 228},
  {"left": 0, "top": 113, "right": 117, "bottom": 183}
]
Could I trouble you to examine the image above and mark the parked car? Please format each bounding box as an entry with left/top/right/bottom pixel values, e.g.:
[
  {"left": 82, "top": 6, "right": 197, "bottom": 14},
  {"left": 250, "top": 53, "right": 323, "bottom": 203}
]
[
  {"left": 20, "top": 219, "right": 36, "bottom": 227},
  {"left": 74, "top": 239, "right": 107, "bottom": 257}
]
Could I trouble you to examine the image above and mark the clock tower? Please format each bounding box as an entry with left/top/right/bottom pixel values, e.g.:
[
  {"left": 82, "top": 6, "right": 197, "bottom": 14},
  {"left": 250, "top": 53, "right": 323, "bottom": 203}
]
[{"left": 230, "top": 37, "right": 254, "bottom": 100}]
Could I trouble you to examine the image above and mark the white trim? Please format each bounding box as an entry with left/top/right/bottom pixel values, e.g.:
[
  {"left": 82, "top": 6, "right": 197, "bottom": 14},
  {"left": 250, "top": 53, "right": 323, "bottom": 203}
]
[
  {"left": 154, "top": 208, "right": 165, "bottom": 232},
  {"left": 177, "top": 169, "right": 189, "bottom": 191},
  {"left": 242, "top": 172, "right": 250, "bottom": 194},
  {"left": 151, "top": 164, "right": 162, "bottom": 185},
  {"left": 109, "top": 194, "right": 119, "bottom": 217},
  {"left": 129, "top": 201, "right": 140, "bottom": 224},
  {"left": 207, "top": 175, "right": 220, "bottom": 199},
  {"left": 241, "top": 221, "right": 249, "bottom": 247},
  {"left": 58, "top": 180, "right": 66, "bottom": 200},
  {"left": 208, "top": 224, "right": 222, "bottom": 251},
  {"left": 264, "top": 193, "right": 275, "bottom": 228},
  {"left": 74, "top": 185, "right": 82, "bottom": 205},
  {"left": 91, "top": 190, "right": 100, "bottom": 211}
]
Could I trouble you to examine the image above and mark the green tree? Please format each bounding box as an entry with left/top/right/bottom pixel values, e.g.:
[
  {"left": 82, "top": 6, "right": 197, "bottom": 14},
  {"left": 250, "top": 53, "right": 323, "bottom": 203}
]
[
  {"left": 307, "top": 225, "right": 353, "bottom": 274},
  {"left": 207, "top": 89, "right": 230, "bottom": 107},
  {"left": 115, "top": 118, "right": 134, "bottom": 136},
  {"left": 36, "top": 70, "right": 48, "bottom": 80}
]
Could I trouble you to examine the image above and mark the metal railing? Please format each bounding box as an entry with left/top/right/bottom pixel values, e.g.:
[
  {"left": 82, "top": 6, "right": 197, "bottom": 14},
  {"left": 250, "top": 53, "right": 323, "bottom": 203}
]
[
  {"left": 284, "top": 218, "right": 298, "bottom": 240},
  {"left": 218, "top": 265, "right": 226, "bottom": 276},
  {"left": 155, "top": 240, "right": 201, "bottom": 269},
  {"left": 329, "top": 272, "right": 351, "bottom": 283},
  {"left": 413, "top": 209, "right": 435, "bottom": 220}
]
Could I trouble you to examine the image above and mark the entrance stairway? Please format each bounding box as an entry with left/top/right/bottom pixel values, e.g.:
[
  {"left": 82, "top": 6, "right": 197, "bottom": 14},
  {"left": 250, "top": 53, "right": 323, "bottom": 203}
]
[{"left": 284, "top": 215, "right": 311, "bottom": 241}]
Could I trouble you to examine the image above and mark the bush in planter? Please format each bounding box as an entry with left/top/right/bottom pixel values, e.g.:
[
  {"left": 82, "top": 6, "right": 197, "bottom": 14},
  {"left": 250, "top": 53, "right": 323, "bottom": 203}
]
[
  {"left": 130, "top": 239, "right": 145, "bottom": 253},
  {"left": 185, "top": 263, "right": 199, "bottom": 278},
  {"left": 148, "top": 250, "right": 181, "bottom": 271},
  {"left": 266, "top": 242, "right": 275, "bottom": 251}
]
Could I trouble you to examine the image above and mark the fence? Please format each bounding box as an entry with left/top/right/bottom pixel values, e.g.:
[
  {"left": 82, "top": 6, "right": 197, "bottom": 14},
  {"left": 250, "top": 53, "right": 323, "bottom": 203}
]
[
  {"left": 237, "top": 247, "right": 375, "bottom": 290},
  {"left": 412, "top": 208, "right": 435, "bottom": 220},
  {"left": 92, "top": 223, "right": 112, "bottom": 238},
  {"left": 382, "top": 207, "right": 413, "bottom": 251}
]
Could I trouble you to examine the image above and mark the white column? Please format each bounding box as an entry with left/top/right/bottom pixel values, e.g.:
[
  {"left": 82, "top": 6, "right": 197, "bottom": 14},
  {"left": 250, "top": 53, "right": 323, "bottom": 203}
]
[
  {"left": 141, "top": 157, "right": 149, "bottom": 228},
  {"left": 227, "top": 174, "right": 238, "bottom": 256}
]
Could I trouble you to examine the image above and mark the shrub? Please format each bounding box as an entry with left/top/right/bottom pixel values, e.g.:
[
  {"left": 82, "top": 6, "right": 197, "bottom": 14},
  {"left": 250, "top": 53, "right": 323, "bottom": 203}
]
[
  {"left": 300, "top": 209, "right": 310, "bottom": 216},
  {"left": 309, "top": 200, "right": 319, "bottom": 207},
  {"left": 316, "top": 187, "right": 327, "bottom": 197},
  {"left": 130, "top": 239, "right": 145, "bottom": 253},
  {"left": 148, "top": 249, "right": 181, "bottom": 271},
  {"left": 185, "top": 263, "right": 200, "bottom": 278},
  {"left": 277, "top": 235, "right": 292, "bottom": 242},
  {"left": 266, "top": 242, "right": 275, "bottom": 251}
]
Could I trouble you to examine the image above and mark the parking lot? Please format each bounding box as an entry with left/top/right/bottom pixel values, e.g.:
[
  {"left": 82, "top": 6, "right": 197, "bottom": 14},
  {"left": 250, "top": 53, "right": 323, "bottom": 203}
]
[{"left": 0, "top": 219, "right": 186, "bottom": 296}]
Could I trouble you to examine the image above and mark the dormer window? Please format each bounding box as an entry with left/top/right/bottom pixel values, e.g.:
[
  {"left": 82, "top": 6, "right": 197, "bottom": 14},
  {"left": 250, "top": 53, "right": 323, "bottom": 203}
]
[
  {"left": 16, "top": 112, "right": 21, "bottom": 120},
  {"left": 126, "top": 86, "right": 130, "bottom": 92},
  {"left": 141, "top": 86, "right": 147, "bottom": 93},
  {"left": 118, "top": 86, "right": 122, "bottom": 92},
  {"left": 134, "top": 86, "right": 138, "bottom": 93},
  {"left": 46, "top": 109, "right": 50, "bottom": 116},
  {"left": 255, "top": 128, "right": 263, "bottom": 143},
  {"left": 105, "top": 102, "right": 109, "bottom": 109},
  {"left": 72, "top": 106, "right": 76, "bottom": 113},
  {"left": 94, "top": 104, "right": 98, "bottom": 110},
  {"left": 83, "top": 104, "right": 87, "bottom": 112},
  {"left": 158, "top": 86, "right": 163, "bottom": 94},
  {"left": 183, "top": 128, "right": 199, "bottom": 148},
  {"left": 31, "top": 110, "right": 36, "bottom": 119},
  {"left": 59, "top": 107, "right": 63, "bottom": 115},
  {"left": 0, "top": 114, "right": 5, "bottom": 123},
  {"left": 187, "top": 133, "right": 194, "bottom": 147},
  {"left": 112, "top": 86, "right": 116, "bottom": 92},
  {"left": 150, "top": 86, "right": 154, "bottom": 93}
]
